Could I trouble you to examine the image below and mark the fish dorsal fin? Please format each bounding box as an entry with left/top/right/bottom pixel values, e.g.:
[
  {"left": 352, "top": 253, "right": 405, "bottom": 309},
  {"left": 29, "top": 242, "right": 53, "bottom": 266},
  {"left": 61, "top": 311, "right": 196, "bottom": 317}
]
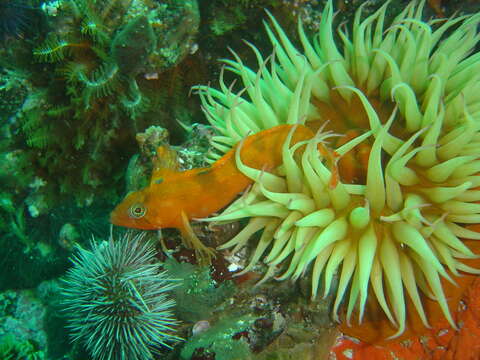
[{"left": 150, "top": 145, "right": 181, "bottom": 185}]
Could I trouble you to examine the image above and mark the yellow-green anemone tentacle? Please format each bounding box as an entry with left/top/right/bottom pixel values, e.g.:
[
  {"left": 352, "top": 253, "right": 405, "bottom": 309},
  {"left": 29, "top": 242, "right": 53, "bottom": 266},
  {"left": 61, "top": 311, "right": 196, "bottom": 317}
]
[{"left": 198, "top": 0, "right": 480, "bottom": 337}]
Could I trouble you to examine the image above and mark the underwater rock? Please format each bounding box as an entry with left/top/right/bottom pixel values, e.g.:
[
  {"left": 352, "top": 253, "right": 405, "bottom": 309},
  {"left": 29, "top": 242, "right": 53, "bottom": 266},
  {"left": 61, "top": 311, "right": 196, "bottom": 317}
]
[
  {"left": 0, "top": 150, "right": 34, "bottom": 190},
  {"left": 1, "top": 0, "right": 203, "bottom": 212},
  {"left": 164, "top": 257, "right": 235, "bottom": 323},
  {"left": 125, "top": 154, "right": 150, "bottom": 193},
  {"left": 0, "top": 289, "right": 47, "bottom": 350},
  {"left": 111, "top": 16, "right": 156, "bottom": 75},
  {"left": 124, "top": 123, "right": 214, "bottom": 194},
  {"left": 124, "top": 125, "right": 170, "bottom": 192},
  {"left": 25, "top": 192, "right": 48, "bottom": 218},
  {"left": 192, "top": 320, "right": 211, "bottom": 336},
  {"left": 145, "top": 0, "right": 200, "bottom": 72},
  {"left": 57, "top": 223, "right": 80, "bottom": 250},
  {"left": 0, "top": 69, "right": 28, "bottom": 124},
  {"left": 175, "top": 123, "right": 215, "bottom": 170},
  {"left": 180, "top": 315, "right": 255, "bottom": 360},
  {"left": 136, "top": 125, "right": 170, "bottom": 160}
]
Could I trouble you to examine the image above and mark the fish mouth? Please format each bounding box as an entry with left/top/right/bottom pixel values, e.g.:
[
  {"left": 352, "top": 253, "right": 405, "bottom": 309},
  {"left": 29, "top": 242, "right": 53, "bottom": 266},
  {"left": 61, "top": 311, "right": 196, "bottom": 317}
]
[
  {"left": 109, "top": 207, "right": 158, "bottom": 230},
  {"left": 109, "top": 204, "right": 128, "bottom": 227},
  {"left": 109, "top": 209, "right": 122, "bottom": 226}
]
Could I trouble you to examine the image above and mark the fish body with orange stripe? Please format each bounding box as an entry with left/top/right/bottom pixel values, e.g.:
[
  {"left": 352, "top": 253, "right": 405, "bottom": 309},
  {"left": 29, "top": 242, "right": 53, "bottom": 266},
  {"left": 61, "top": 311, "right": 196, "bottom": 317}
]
[{"left": 111, "top": 125, "right": 316, "bottom": 231}]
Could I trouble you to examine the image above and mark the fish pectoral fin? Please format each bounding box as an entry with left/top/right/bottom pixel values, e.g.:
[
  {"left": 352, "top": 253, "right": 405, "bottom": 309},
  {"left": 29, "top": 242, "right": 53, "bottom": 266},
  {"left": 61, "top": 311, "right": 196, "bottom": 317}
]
[{"left": 180, "top": 211, "right": 216, "bottom": 264}]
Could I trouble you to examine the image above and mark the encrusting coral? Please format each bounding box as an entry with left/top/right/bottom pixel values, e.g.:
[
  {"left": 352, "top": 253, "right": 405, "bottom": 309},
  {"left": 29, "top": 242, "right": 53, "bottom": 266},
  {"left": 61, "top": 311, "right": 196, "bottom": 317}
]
[{"left": 193, "top": 0, "right": 480, "bottom": 337}]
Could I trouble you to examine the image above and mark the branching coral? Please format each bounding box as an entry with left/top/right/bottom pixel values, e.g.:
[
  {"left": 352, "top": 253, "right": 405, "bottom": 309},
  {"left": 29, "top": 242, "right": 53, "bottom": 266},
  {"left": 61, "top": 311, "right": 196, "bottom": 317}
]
[{"left": 196, "top": 0, "right": 480, "bottom": 336}]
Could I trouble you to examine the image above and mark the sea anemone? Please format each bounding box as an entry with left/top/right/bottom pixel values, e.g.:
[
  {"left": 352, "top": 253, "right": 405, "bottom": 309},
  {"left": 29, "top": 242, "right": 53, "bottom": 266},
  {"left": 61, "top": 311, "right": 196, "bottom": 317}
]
[
  {"left": 61, "top": 232, "right": 182, "bottom": 360},
  {"left": 195, "top": 1, "right": 480, "bottom": 337}
]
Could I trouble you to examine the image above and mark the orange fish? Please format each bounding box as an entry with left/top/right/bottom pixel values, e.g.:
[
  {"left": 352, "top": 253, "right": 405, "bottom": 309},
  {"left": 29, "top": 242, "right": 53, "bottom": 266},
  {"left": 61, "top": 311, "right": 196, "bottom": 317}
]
[{"left": 111, "top": 125, "right": 321, "bottom": 259}]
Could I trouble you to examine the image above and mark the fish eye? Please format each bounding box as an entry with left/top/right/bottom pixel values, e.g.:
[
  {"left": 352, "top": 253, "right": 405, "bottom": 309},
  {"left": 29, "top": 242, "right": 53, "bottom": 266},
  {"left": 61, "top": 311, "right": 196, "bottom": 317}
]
[{"left": 128, "top": 203, "right": 146, "bottom": 219}]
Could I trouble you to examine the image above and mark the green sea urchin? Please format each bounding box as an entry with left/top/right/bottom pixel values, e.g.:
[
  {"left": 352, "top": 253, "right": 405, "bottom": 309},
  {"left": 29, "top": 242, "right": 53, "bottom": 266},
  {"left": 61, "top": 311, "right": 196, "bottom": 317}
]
[
  {"left": 61, "top": 232, "right": 181, "bottom": 359},
  {"left": 197, "top": 1, "right": 480, "bottom": 336}
]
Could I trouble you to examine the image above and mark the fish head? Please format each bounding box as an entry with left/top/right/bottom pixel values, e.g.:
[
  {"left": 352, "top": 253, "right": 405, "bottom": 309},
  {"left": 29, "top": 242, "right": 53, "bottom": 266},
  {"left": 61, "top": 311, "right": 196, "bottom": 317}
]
[{"left": 110, "top": 188, "right": 171, "bottom": 230}]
